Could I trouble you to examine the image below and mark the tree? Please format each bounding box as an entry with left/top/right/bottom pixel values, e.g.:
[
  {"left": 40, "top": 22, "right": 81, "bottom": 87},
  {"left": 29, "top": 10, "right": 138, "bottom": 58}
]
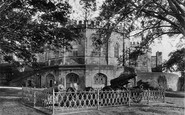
[
  {"left": 164, "top": 48, "right": 185, "bottom": 72},
  {"left": 164, "top": 48, "right": 185, "bottom": 91},
  {"left": 99, "top": 0, "right": 185, "bottom": 41},
  {"left": 97, "top": 0, "right": 185, "bottom": 66},
  {"left": 0, "top": 0, "right": 79, "bottom": 67}
]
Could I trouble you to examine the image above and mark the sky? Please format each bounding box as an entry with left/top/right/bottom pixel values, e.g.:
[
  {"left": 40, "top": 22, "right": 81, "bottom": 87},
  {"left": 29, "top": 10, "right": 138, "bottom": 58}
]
[
  {"left": 68, "top": 0, "right": 104, "bottom": 20},
  {"left": 151, "top": 34, "right": 184, "bottom": 61}
]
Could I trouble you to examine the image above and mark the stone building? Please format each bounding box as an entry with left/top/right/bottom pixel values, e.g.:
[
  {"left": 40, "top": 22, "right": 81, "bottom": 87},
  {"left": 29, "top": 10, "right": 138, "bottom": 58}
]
[
  {"left": 129, "top": 34, "right": 152, "bottom": 72},
  {"left": 129, "top": 32, "right": 163, "bottom": 73},
  {"left": 10, "top": 21, "right": 130, "bottom": 90},
  {"left": 151, "top": 51, "right": 163, "bottom": 72}
]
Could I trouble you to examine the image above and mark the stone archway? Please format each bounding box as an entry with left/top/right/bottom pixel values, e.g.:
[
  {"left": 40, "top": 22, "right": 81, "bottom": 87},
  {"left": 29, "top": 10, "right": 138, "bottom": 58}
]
[
  {"left": 94, "top": 73, "right": 107, "bottom": 86},
  {"left": 46, "top": 74, "right": 55, "bottom": 88},
  {"left": 66, "top": 73, "right": 80, "bottom": 90}
]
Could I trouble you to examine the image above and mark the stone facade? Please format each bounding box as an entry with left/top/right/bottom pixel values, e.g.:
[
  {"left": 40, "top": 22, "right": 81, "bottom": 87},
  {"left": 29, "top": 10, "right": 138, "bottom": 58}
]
[
  {"left": 129, "top": 34, "right": 163, "bottom": 73},
  {"left": 11, "top": 25, "right": 128, "bottom": 90},
  {"left": 137, "top": 72, "right": 179, "bottom": 91},
  {"left": 129, "top": 34, "right": 152, "bottom": 72},
  {"left": 7, "top": 24, "right": 180, "bottom": 91},
  {"left": 9, "top": 25, "right": 165, "bottom": 89}
]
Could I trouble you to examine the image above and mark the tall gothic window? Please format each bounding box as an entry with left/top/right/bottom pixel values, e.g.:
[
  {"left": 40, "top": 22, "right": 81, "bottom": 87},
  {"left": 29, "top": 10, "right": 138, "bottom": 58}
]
[
  {"left": 91, "top": 35, "right": 101, "bottom": 56},
  {"left": 114, "top": 43, "right": 119, "bottom": 58}
]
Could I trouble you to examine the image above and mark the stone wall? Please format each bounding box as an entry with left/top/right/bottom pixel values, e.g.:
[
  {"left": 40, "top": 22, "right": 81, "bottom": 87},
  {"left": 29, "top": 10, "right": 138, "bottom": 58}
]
[
  {"left": 85, "top": 65, "right": 116, "bottom": 89},
  {"left": 11, "top": 64, "right": 121, "bottom": 90},
  {"left": 137, "top": 72, "right": 179, "bottom": 91},
  {"left": 58, "top": 68, "right": 86, "bottom": 90}
]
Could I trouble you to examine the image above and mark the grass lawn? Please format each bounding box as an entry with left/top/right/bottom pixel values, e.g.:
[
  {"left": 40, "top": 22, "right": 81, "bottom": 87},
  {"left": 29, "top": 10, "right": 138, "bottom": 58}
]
[{"left": 0, "top": 87, "right": 184, "bottom": 115}]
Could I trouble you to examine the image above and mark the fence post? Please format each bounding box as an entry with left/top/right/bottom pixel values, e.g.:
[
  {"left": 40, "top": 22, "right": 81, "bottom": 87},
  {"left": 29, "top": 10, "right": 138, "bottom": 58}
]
[
  {"left": 163, "top": 90, "right": 165, "bottom": 103},
  {"left": 147, "top": 89, "right": 150, "bottom": 104},
  {"left": 32, "top": 87, "right": 35, "bottom": 107},
  {"left": 22, "top": 86, "right": 23, "bottom": 101},
  {"left": 128, "top": 91, "right": 131, "bottom": 106},
  {"left": 97, "top": 89, "right": 100, "bottom": 110},
  {"left": 52, "top": 88, "right": 55, "bottom": 115}
]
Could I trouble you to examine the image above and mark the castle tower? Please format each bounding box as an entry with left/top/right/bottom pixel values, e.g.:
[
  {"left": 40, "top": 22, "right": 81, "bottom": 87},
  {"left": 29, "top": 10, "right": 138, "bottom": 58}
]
[{"left": 156, "top": 51, "right": 162, "bottom": 66}]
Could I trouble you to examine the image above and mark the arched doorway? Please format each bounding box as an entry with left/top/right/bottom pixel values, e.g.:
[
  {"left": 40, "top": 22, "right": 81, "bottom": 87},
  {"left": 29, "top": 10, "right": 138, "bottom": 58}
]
[
  {"left": 36, "top": 74, "right": 42, "bottom": 88},
  {"left": 46, "top": 74, "right": 55, "bottom": 87},
  {"left": 66, "top": 73, "right": 80, "bottom": 89},
  {"left": 94, "top": 73, "right": 107, "bottom": 86}
]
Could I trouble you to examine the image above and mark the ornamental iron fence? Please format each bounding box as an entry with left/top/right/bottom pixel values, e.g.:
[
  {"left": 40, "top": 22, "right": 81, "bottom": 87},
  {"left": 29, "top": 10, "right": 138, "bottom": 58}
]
[{"left": 21, "top": 87, "right": 165, "bottom": 115}]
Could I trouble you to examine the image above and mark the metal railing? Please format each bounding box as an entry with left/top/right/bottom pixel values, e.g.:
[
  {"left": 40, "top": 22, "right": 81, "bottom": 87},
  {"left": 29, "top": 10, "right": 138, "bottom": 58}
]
[{"left": 21, "top": 88, "right": 165, "bottom": 115}]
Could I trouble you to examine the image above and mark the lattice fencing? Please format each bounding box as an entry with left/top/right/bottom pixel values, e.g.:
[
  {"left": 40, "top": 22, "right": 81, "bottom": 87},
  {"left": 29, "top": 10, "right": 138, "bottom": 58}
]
[
  {"left": 22, "top": 87, "right": 35, "bottom": 106},
  {"left": 142, "top": 90, "right": 165, "bottom": 103},
  {"left": 21, "top": 88, "right": 165, "bottom": 115},
  {"left": 22, "top": 87, "right": 54, "bottom": 114}
]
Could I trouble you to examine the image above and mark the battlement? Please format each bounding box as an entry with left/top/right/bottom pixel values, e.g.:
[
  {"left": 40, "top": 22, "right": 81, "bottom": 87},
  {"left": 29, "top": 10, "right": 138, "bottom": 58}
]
[{"left": 68, "top": 20, "right": 125, "bottom": 30}]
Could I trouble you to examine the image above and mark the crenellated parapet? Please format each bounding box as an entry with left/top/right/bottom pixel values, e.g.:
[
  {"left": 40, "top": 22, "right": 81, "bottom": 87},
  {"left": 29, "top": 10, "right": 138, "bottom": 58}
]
[
  {"left": 67, "top": 20, "right": 105, "bottom": 29},
  {"left": 68, "top": 20, "right": 125, "bottom": 30}
]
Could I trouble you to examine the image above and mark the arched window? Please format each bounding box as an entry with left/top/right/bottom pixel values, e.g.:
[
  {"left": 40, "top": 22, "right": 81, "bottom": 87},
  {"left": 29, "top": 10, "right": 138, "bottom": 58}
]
[
  {"left": 66, "top": 73, "right": 80, "bottom": 89},
  {"left": 46, "top": 74, "right": 55, "bottom": 88},
  {"left": 49, "top": 80, "right": 53, "bottom": 87},
  {"left": 114, "top": 43, "right": 119, "bottom": 58},
  {"left": 94, "top": 73, "right": 107, "bottom": 85},
  {"left": 91, "top": 34, "right": 101, "bottom": 56}
]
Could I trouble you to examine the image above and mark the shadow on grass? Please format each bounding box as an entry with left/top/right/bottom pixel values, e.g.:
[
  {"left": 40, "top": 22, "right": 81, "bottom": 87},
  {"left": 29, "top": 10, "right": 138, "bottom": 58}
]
[
  {"left": 139, "top": 108, "right": 167, "bottom": 114},
  {"left": 165, "top": 92, "right": 185, "bottom": 98},
  {"left": 0, "top": 88, "right": 22, "bottom": 96},
  {"left": 112, "top": 111, "right": 138, "bottom": 115}
]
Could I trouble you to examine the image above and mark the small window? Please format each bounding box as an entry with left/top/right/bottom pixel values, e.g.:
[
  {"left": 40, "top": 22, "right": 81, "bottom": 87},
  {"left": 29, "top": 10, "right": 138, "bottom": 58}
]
[
  {"left": 73, "top": 50, "right": 78, "bottom": 56},
  {"left": 49, "top": 80, "right": 53, "bottom": 87},
  {"left": 114, "top": 43, "right": 119, "bottom": 58}
]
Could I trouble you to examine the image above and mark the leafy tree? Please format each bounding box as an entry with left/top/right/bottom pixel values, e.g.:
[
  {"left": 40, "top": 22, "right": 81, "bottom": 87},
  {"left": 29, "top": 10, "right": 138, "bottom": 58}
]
[
  {"left": 164, "top": 48, "right": 185, "bottom": 72},
  {"left": 0, "top": 0, "right": 78, "bottom": 67},
  {"left": 97, "top": 0, "right": 185, "bottom": 65},
  {"left": 164, "top": 48, "right": 185, "bottom": 91},
  {"left": 99, "top": 0, "right": 185, "bottom": 42},
  {"left": 80, "top": 0, "right": 97, "bottom": 20}
]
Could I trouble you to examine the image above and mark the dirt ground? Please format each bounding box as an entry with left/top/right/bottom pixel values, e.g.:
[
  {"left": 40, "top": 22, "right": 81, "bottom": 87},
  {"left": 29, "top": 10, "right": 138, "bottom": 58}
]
[
  {"left": 0, "top": 87, "right": 184, "bottom": 115},
  {"left": 0, "top": 97, "right": 184, "bottom": 115},
  {"left": 0, "top": 97, "right": 46, "bottom": 115},
  {"left": 64, "top": 97, "right": 185, "bottom": 115}
]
